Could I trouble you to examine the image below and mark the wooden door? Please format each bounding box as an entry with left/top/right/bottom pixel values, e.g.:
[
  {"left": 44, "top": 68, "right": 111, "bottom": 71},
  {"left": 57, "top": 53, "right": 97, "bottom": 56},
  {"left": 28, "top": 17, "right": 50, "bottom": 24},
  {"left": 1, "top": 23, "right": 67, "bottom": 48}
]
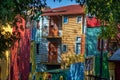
[{"left": 115, "top": 62, "right": 120, "bottom": 80}]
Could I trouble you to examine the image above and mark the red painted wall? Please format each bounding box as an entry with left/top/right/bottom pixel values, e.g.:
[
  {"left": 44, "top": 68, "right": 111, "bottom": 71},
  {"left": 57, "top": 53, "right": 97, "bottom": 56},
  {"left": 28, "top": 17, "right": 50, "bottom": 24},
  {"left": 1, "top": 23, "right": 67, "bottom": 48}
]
[{"left": 10, "top": 15, "right": 30, "bottom": 80}]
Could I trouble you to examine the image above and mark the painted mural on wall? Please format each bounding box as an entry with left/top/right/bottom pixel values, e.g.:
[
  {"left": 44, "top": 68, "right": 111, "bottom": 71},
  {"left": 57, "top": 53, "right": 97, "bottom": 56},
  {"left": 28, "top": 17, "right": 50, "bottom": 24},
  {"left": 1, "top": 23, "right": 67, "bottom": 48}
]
[
  {"left": 85, "top": 26, "right": 110, "bottom": 80},
  {"left": 69, "top": 62, "right": 84, "bottom": 80},
  {"left": 85, "top": 27, "right": 101, "bottom": 56},
  {"left": 95, "top": 53, "right": 110, "bottom": 80},
  {"left": 10, "top": 15, "right": 30, "bottom": 80},
  {"left": 48, "top": 42, "right": 58, "bottom": 63}
]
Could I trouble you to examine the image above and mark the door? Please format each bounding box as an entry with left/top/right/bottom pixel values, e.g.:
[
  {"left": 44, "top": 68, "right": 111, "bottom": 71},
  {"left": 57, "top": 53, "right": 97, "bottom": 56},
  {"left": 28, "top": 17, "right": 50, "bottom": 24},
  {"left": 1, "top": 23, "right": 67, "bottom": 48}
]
[{"left": 115, "top": 62, "right": 120, "bottom": 80}]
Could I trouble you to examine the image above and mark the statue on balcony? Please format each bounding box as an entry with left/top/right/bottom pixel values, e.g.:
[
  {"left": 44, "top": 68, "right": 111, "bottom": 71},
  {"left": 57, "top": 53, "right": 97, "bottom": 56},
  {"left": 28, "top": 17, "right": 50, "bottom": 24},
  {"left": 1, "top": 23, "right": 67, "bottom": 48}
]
[{"left": 49, "top": 25, "right": 58, "bottom": 36}]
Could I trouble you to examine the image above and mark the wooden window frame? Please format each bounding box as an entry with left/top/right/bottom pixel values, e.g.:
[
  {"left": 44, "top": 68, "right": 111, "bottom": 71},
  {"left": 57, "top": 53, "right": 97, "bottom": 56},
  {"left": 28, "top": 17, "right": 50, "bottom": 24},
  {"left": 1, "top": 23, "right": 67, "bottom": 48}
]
[
  {"left": 75, "top": 37, "right": 81, "bottom": 54},
  {"left": 85, "top": 57, "right": 94, "bottom": 71},
  {"left": 63, "top": 16, "right": 68, "bottom": 24},
  {"left": 62, "top": 44, "right": 68, "bottom": 53},
  {"left": 76, "top": 16, "right": 82, "bottom": 23}
]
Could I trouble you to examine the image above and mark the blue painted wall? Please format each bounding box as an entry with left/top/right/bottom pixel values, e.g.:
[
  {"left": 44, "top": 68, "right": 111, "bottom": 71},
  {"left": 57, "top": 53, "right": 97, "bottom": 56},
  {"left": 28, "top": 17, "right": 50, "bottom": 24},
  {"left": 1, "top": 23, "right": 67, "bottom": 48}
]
[
  {"left": 85, "top": 27, "right": 101, "bottom": 56},
  {"left": 69, "top": 62, "right": 84, "bottom": 80}
]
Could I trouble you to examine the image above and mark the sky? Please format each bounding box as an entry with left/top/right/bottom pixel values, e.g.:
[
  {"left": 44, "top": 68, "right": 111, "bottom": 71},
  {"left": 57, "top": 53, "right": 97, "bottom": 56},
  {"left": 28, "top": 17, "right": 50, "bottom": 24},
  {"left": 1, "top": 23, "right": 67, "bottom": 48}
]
[{"left": 46, "top": 0, "right": 78, "bottom": 8}]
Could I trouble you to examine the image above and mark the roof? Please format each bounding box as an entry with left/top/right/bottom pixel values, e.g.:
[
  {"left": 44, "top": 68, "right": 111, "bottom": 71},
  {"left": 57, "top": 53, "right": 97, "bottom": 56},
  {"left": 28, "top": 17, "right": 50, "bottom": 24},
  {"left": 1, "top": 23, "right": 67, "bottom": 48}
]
[
  {"left": 87, "top": 17, "right": 101, "bottom": 27},
  {"left": 109, "top": 49, "right": 120, "bottom": 61},
  {"left": 42, "top": 4, "right": 85, "bottom": 16}
]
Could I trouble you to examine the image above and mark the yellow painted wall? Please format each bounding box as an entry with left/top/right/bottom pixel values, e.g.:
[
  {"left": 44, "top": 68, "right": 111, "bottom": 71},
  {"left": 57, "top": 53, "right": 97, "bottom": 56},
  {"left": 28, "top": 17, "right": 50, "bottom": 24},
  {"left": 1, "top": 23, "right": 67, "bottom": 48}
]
[
  {"left": 62, "top": 15, "right": 84, "bottom": 53},
  {"left": 109, "top": 62, "right": 115, "bottom": 80},
  {"left": 0, "top": 50, "right": 10, "bottom": 80},
  {"left": 29, "top": 41, "right": 36, "bottom": 80},
  {"left": 61, "top": 15, "right": 85, "bottom": 68},
  {"left": 0, "top": 23, "right": 11, "bottom": 80},
  {"left": 29, "top": 42, "right": 45, "bottom": 80}
]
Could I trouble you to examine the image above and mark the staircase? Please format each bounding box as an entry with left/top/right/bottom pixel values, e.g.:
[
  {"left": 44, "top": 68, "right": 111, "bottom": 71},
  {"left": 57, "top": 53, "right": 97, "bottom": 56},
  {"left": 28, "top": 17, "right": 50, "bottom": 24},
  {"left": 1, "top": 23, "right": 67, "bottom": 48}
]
[{"left": 36, "top": 63, "right": 47, "bottom": 72}]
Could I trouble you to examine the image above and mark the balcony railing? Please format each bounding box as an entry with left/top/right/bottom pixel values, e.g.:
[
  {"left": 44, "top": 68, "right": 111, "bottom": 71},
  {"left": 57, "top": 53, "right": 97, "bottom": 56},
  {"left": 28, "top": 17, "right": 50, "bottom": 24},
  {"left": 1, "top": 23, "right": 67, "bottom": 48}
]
[{"left": 42, "top": 28, "right": 62, "bottom": 38}]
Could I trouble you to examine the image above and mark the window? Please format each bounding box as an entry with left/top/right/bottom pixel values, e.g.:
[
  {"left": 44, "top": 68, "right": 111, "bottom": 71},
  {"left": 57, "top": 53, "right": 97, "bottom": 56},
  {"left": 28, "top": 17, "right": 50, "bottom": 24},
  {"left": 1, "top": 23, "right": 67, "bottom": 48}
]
[
  {"left": 77, "top": 16, "right": 82, "bottom": 23},
  {"left": 75, "top": 37, "right": 81, "bottom": 54},
  {"left": 76, "top": 37, "right": 81, "bottom": 42},
  {"left": 29, "top": 63, "right": 32, "bottom": 72},
  {"left": 75, "top": 43, "right": 81, "bottom": 54},
  {"left": 62, "top": 44, "right": 68, "bottom": 52},
  {"left": 63, "top": 16, "right": 68, "bottom": 24},
  {"left": 36, "top": 43, "right": 40, "bottom": 54},
  {"left": 85, "top": 57, "right": 94, "bottom": 71}
]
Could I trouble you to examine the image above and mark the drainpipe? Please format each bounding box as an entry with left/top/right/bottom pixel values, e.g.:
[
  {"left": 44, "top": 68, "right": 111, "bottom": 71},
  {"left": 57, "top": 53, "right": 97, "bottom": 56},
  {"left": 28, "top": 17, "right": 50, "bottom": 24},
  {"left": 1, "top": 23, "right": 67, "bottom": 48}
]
[{"left": 100, "top": 39, "right": 103, "bottom": 80}]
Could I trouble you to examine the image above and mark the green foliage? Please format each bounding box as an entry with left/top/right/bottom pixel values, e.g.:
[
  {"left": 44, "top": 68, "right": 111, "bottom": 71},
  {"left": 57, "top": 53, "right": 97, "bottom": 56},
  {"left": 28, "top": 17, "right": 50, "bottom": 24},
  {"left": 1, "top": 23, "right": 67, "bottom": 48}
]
[
  {"left": 86, "top": 0, "right": 120, "bottom": 39},
  {"left": 89, "top": 0, "right": 119, "bottom": 22},
  {"left": 0, "top": 0, "right": 46, "bottom": 24},
  {"left": 0, "top": 27, "right": 17, "bottom": 58},
  {"left": 0, "top": 0, "right": 46, "bottom": 57}
]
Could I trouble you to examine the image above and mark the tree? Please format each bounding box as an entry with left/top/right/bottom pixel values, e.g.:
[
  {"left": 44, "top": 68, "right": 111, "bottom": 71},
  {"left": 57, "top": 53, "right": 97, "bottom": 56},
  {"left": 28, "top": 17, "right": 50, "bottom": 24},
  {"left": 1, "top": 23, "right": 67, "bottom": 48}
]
[
  {"left": 0, "top": 0, "right": 46, "bottom": 57},
  {"left": 86, "top": 0, "right": 120, "bottom": 38},
  {"left": 0, "top": 0, "right": 47, "bottom": 24},
  {"left": 85, "top": 0, "right": 120, "bottom": 52}
]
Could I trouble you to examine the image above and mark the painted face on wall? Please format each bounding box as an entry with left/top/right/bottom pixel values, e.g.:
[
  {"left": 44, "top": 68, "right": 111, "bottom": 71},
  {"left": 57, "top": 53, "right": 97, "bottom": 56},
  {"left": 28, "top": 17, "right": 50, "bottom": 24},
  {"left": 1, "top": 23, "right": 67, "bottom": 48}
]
[{"left": 13, "top": 15, "right": 25, "bottom": 38}]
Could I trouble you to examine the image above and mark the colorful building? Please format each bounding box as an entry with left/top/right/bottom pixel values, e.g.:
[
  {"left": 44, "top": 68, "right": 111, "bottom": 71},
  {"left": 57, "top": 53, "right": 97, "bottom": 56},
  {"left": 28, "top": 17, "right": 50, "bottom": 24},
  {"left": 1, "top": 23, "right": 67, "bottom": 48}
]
[
  {"left": 28, "top": 11, "right": 49, "bottom": 79},
  {"left": 40, "top": 4, "right": 86, "bottom": 79},
  {"left": 42, "top": 4, "right": 85, "bottom": 65},
  {"left": 85, "top": 16, "right": 111, "bottom": 80},
  {"left": 109, "top": 48, "right": 120, "bottom": 80}
]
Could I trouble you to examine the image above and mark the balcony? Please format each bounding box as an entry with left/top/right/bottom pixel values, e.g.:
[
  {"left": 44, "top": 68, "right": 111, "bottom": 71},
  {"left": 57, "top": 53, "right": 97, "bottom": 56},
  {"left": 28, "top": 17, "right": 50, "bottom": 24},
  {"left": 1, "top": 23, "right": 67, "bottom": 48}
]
[
  {"left": 40, "top": 62, "right": 61, "bottom": 70},
  {"left": 42, "top": 16, "right": 62, "bottom": 39},
  {"left": 42, "top": 27, "right": 62, "bottom": 43},
  {"left": 42, "top": 29, "right": 62, "bottom": 38}
]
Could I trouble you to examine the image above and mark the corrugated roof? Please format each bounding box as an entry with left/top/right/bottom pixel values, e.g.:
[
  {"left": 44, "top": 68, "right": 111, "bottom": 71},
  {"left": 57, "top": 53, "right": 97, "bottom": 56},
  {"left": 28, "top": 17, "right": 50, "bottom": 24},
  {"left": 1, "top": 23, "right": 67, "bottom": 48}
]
[
  {"left": 42, "top": 4, "right": 85, "bottom": 16},
  {"left": 109, "top": 49, "right": 120, "bottom": 61}
]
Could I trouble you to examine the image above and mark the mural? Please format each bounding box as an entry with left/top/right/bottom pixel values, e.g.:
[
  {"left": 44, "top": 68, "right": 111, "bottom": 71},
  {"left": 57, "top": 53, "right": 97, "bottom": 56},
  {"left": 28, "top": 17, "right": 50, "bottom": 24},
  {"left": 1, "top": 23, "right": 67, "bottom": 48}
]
[
  {"left": 85, "top": 27, "right": 101, "bottom": 56},
  {"left": 48, "top": 42, "right": 58, "bottom": 63},
  {"left": 10, "top": 14, "right": 30, "bottom": 80},
  {"left": 70, "top": 62, "right": 84, "bottom": 80}
]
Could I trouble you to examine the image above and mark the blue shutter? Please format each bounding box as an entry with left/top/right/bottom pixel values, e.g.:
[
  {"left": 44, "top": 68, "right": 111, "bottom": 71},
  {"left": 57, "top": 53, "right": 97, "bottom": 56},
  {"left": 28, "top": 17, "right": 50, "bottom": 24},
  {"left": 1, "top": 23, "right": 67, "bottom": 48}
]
[
  {"left": 76, "top": 43, "right": 81, "bottom": 54},
  {"left": 63, "top": 16, "right": 68, "bottom": 24},
  {"left": 62, "top": 44, "right": 68, "bottom": 52},
  {"left": 75, "top": 37, "right": 81, "bottom": 54}
]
